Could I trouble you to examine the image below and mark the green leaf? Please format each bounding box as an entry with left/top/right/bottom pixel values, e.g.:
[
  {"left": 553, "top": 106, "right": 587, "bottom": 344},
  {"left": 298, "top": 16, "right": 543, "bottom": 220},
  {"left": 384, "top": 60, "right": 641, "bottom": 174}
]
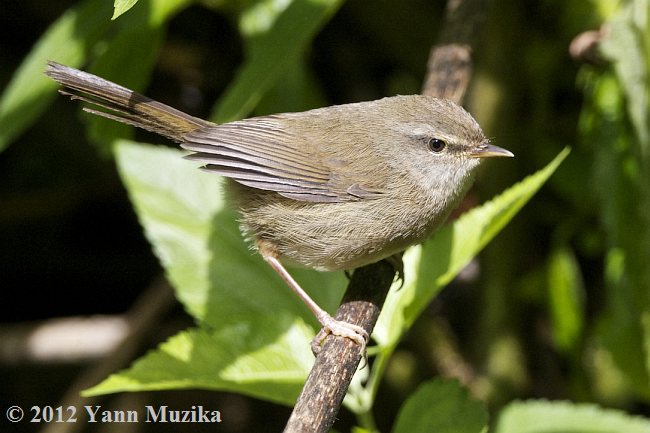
[
  {"left": 115, "top": 141, "right": 231, "bottom": 323},
  {"left": 83, "top": 314, "right": 313, "bottom": 404},
  {"left": 113, "top": 0, "right": 139, "bottom": 19},
  {"left": 583, "top": 63, "right": 650, "bottom": 395},
  {"left": 375, "top": 148, "right": 571, "bottom": 345},
  {"left": 114, "top": 140, "right": 345, "bottom": 326},
  {"left": 547, "top": 245, "right": 585, "bottom": 352},
  {"left": 107, "top": 140, "right": 348, "bottom": 398},
  {"left": 494, "top": 400, "right": 650, "bottom": 433},
  {"left": 102, "top": 140, "right": 353, "bottom": 400},
  {"left": 0, "top": 0, "right": 113, "bottom": 152},
  {"left": 212, "top": 0, "right": 343, "bottom": 122},
  {"left": 392, "top": 379, "right": 487, "bottom": 433}
]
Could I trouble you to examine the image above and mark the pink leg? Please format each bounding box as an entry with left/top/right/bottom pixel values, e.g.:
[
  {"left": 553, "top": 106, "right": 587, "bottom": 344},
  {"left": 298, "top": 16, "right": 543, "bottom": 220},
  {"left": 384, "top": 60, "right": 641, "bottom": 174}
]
[{"left": 259, "top": 249, "right": 369, "bottom": 353}]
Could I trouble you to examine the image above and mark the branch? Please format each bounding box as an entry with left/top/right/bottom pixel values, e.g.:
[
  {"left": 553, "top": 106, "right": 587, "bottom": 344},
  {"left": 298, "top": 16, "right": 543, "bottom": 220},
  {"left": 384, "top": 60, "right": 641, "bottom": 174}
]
[
  {"left": 284, "top": 261, "right": 395, "bottom": 433},
  {"left": 422, "top": 0, "right": 490, "bottom": 104},
  {"left": 285, "top": 1, "right": 491, "bottom": 431}
]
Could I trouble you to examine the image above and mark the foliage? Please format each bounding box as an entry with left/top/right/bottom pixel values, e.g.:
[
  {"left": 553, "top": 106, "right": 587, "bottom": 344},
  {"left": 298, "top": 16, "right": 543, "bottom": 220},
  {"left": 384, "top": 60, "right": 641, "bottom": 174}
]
[
  {"left": 1, "top": 0, "right": 649, "bottom": 431},
  {"left": 590, "top": 0, "right": 650, "bottom": 398}
]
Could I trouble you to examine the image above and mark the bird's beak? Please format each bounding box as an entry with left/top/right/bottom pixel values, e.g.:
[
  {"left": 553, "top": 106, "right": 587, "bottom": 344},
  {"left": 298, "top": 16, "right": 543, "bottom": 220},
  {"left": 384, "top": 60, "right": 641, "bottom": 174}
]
[{"left": 469, "top": 142, "right": 514, "bottom": 158}]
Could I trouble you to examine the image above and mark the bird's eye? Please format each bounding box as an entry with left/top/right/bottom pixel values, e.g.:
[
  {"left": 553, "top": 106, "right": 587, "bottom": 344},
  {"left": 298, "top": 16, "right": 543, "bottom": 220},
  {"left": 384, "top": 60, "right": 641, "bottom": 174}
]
[{"left": 427, "top": 138, "right": 447, "bottom": 153}]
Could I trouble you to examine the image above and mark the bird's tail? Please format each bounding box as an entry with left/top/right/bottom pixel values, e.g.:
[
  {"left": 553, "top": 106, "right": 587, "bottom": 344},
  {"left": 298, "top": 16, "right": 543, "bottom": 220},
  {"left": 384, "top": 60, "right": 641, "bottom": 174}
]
[{"left": 45, "top": 61, "right": 210, "bottom": 142}]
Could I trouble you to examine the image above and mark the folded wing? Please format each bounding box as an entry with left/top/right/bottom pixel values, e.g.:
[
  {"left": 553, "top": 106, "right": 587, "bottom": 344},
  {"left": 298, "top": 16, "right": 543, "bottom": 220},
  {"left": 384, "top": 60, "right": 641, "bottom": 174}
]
[{"left": 182, "top": 115, "right": 383, "bottom": 203}]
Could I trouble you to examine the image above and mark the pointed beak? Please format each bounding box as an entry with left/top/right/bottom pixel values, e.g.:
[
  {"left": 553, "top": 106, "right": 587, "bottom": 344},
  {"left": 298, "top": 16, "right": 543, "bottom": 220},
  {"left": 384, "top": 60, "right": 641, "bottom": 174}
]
[{"left": 469, "top": 142, "right": 514, "bottom": 158}]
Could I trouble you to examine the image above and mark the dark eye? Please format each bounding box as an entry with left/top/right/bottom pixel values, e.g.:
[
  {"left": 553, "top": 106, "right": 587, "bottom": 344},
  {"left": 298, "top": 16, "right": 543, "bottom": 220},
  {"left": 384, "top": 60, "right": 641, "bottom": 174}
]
[{"left": 427, "top": 138, "right": 447, "bottom": 153}]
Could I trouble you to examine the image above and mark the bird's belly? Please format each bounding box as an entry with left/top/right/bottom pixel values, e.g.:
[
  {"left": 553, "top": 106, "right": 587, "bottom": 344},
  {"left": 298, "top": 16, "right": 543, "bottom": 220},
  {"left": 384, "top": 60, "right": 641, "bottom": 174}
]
[{"left": 234, "top": 187, "right": 445, "bottom": 271}]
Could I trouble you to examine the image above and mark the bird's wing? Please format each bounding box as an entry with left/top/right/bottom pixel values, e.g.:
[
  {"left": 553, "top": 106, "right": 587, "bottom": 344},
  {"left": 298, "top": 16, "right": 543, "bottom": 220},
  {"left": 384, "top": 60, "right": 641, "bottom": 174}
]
[{"left": 181, "top": 115, "right": 384, "bottom": 202}]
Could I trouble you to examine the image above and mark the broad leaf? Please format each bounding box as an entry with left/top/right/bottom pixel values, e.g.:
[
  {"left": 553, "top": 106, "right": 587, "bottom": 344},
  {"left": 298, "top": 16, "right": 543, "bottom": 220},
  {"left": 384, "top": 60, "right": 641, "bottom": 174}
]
[
  {"left": 114, "top": 140, "right": 345, "bottom": 329},
  {"left": 93, "top": 140, "right": 352, "bottom": 401},
  {"left": 83, "top": 313, "right": 313, "bottom": 405},
  {"left": 392, "top": 379, "right": 487, "bottom": 433},
  {"left": 494, "top": 400, "right": 650, "bottom": 433}
]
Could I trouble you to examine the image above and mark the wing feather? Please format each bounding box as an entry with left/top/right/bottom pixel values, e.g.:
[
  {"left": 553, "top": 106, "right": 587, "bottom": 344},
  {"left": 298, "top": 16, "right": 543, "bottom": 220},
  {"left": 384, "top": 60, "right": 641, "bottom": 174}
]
[{"left": 181, "top": 115, "right": 383, "bottom": 202}]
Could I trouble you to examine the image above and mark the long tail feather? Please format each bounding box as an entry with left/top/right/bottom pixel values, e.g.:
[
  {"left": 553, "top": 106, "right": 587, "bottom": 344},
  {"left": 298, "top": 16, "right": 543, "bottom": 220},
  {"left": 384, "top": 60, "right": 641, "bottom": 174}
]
[{"left": 45, "top": 61, "right": 210, "bottom": 141}]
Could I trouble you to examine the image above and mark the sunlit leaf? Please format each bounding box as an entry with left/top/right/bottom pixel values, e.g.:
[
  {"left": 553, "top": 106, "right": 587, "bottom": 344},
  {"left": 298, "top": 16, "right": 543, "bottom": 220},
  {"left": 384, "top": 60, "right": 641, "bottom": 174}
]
[
  {"left": 83, "top": 314, "right": 313, "bottom": 404},
  {"left": 494, "top": 400, "right": 650, "bottom": 433},
  {"left": 114, "top": 140, "right": 345, "bottom": 328},
  {"left": 113, "top": 0, "right": 139, "bottom": 20}
]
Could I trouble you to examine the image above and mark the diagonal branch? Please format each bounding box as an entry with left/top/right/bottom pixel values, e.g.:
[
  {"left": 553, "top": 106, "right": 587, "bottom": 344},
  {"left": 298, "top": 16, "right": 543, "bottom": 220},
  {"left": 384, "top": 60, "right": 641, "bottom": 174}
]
[{"left": 284, "top": 1, "right": 491, "bottom": 431}]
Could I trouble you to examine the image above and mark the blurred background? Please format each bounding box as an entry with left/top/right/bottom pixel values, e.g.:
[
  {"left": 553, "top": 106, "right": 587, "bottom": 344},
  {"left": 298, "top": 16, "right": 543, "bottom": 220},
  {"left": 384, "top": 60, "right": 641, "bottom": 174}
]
[{"left": 1, "top": 0, "right": 649, "bottom": 432}]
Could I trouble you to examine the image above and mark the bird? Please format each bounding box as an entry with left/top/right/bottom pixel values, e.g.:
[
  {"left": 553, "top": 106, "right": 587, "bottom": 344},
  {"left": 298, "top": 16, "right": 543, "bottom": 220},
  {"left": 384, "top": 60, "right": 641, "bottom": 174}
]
[{"left": 45, "top": 61, "right": 513, "bottom": 353}]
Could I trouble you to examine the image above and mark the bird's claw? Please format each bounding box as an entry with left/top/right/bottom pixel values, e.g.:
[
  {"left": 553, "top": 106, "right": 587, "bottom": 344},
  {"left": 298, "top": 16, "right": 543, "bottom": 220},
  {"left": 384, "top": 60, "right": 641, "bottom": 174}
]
[{"left": 311, "top": 317, "right": 369, "bottom": 368}]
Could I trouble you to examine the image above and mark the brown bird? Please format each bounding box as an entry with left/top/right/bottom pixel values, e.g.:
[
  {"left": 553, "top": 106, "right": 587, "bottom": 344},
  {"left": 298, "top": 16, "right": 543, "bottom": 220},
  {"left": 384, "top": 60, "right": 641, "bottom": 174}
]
[{"left": 45, "top": 61, "right": 513, "bottom": 352}]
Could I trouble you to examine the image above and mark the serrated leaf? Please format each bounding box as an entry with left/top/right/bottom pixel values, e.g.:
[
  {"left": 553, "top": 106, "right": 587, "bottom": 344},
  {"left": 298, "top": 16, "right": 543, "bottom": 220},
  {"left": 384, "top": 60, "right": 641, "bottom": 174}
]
[
  {"left": 392, "top": 379, "right": 487, "bottom": 433},
  {"left": 375, "top": 148, "right": 570, "bottom": 345},
  {"left": 113, "top": 0, "right": 139, "bottom": 19},
  {"left": 494, "top": 400, "right": 650, "bottom": 433},
  {"left": 83, "top": 313, "right": 313, "bottom": 404}
]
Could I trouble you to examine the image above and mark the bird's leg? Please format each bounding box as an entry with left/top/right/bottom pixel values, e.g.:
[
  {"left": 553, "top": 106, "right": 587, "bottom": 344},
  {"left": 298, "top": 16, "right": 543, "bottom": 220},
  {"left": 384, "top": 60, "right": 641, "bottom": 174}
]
[{"left": 259, "top": 245, "right": 369, "bottom": 355}]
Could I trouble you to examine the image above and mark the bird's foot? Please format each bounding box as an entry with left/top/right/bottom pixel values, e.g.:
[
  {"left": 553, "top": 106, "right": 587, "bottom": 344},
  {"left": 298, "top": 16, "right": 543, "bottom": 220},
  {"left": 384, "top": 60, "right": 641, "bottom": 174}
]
[{"left": 311, "top": 316, "right": 369, "bottom": 356}]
